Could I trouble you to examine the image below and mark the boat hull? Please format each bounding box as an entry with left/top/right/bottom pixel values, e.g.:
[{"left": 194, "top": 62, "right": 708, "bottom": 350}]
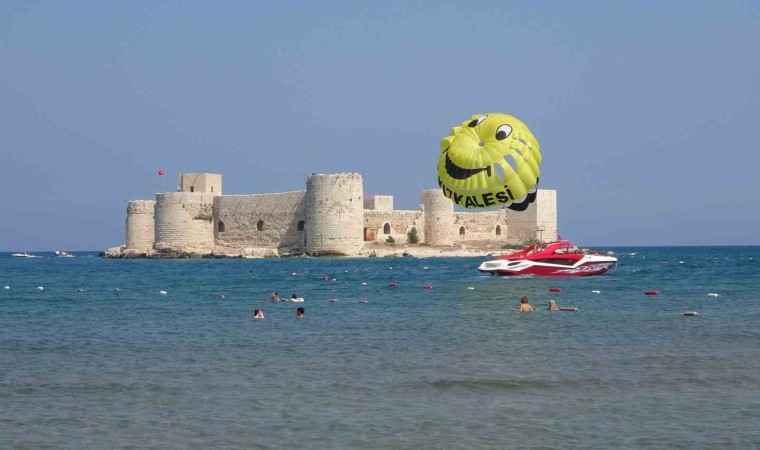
[{"left": 478, "top": 258, "right": 617, "bottom": 277}]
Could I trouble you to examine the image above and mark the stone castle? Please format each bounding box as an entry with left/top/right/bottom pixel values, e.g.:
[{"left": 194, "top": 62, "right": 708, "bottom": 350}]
[{"left": 109, "top": 172, "right": 557, "bottom": 258}]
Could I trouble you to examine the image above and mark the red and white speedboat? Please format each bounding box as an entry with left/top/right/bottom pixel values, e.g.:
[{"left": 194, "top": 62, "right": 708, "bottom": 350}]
[{"left": 478, "top": 240, "right": 617, "bottom": 276}]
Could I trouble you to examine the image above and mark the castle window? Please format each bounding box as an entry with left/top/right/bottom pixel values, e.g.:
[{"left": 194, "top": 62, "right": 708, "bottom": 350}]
[
  {"left": 459, "top": 226, "right": 466, "bottom": 236},
  {"left": 218, "top": 221, "right": 225, "bottom": 233},
  {"left": 495, "top": 225, "right": 502, "bottom": 236},
  {"left": 257, "top": 220, "right": 264, "bottom": 231},
  {"left": 297, "top": 220, "right": 305, "bottom": 231},
  {"left": 383, "top": 223, "right": 391, "bottom": 234},
  {"left": 190, "top": 186, "right": 194, "bottom": 193}
]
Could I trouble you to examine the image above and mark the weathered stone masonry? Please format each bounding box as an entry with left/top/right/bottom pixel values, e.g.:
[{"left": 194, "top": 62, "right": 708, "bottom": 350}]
[{"left": 120, "top": 172, "right": 557, "bottom": 256}]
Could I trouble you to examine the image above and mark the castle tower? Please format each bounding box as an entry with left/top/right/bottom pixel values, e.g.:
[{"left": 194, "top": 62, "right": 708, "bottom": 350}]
[
  {"left": 502, "top": 189, "right": 558, "bottom": 242},
  {"left": 305, "top": 173, "right": 364, "bottom": 255},
  {"left": 421, "top": 189, "right": 454, "bottom": 246},
  {"left": 154, "top": 173, "right": 222, "bottom": 252},
  {"left": 125, "top": 200, "right": 155, "bottom": 253}
]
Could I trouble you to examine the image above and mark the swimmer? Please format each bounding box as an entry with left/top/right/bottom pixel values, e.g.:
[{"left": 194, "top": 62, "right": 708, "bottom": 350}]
[
  {"left": 518, "top": 296, "right": 534, "bottom": 313},
  {"left": 271, "top": 291, "right": 281, "bottom": 302},
  {"left": 296, "top": 307, "right": 305, "bottom": 318},
  {"left": 290, "top": 294, "right": 304, "bottom": 303},
  {"left": 253, "top": 309, "right": 264, "bottom": 319},
  {"left": 547, "top": 300, "right": 559, "bottom": 311}
]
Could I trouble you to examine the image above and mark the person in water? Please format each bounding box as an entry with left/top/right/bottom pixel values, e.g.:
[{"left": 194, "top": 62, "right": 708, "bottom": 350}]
[
  {"left": 290, "top": 294, "right": 304, "bottom": 303},
  {"left": 547, "top": 299, "right": 560, "bottom": 311},
  {"left": 518, "top": 296, "right": 534, "bottom": 313},
  {"left": 271, "top": 291, "right": 281, "bottom": 302},
  {"left": 296, "top": 307, "right": 305, "bottom": 318},
  {"left": 253, "top": 309, "right": 264, "bottom": 319}
]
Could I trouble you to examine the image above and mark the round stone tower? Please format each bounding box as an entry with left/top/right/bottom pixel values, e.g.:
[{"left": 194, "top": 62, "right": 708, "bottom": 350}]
[
  {"left": 125, "top": 200, "right": 155, "bottom": 253},
  {"left": 305, "top": 173, "right": 364, "bottom": 255},
  {"left": 421, "top": 189, "right": 454, "bottom": 246},
  {"left": 154, "top": 192, "right": 215, "bottom": 251}
]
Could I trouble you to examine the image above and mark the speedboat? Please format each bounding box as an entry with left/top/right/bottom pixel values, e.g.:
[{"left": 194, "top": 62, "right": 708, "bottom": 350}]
[
  {"left": 12, "top": 252, "right": 38, "bottom": 258},
  {"left": 478, "top": 240, "right": 617, "bottom": 276},
  {"left": 55, "top": 251, "right": 75, "bottom": 257}
]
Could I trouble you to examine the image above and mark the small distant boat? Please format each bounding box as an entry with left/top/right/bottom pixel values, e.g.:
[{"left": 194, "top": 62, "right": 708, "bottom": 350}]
[
  {"left": 55, "top": 251, "right": 75, "bottom": 258},
  {"left": 12, "top": 252, "right": 38, "bottom": 258}
]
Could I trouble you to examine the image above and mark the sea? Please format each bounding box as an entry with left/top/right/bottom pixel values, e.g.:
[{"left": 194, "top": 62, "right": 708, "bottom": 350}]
[{"left": 1, "top": 246, "right": 759, "bottom": 449}]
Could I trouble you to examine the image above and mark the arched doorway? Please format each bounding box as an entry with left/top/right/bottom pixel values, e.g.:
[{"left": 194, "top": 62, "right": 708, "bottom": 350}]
[
  {"left": 257, "top": 220, "right": 264, "bottom": 231},
  {"left": 495, "top": 225, "right": 501, "bottom": 236},
  {"left": 218, "top": 221, "right": 225, "bottom": 233},
  {"left": 383, "top": 223, "right": 391, "bottom": 234},
  {"left": 459, "top": 226, "right": 466, "bottom": 236}
]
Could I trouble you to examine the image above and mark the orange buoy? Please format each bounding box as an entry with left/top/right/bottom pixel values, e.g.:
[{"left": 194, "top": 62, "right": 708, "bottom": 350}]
[
  {"left": 549, "top": 287, "right": 561, "bottom": 293},
  {"left": 423, "top": 285, "right": 433, "bottom": 290},
  {"left": 388, "top": 282, "right": 398, "bottom": 287},
  {"left": 644, "top": 290, "right": 659, "bottom": 296}
]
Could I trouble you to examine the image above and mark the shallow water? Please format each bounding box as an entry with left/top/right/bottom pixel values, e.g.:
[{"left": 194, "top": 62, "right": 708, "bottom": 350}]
[{"left": 1, "top": 247, "right": 759, "bottom": 448}]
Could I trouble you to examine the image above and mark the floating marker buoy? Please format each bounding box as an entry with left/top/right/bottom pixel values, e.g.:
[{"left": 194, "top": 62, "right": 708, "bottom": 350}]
[
  {"left": 549, "top": 287, "right": 561, "bottom": 293},
  {"left": 159, "top": 290, "right": 168, "bottom": 295},
  {"left": 37, "top": 286, "right": 44, "bottom": 291},
  {"left": 423, "top": 266, "right": 429, "bottom": 270},
  {"left": 361, "top": 282, "right": 368, "bottom": 286},
  {"left": 328, "top": 299, "right": 339, "bottom": 303},
  {"left": 591, "top": 290, "right": 601, "bottom": 294},
  {"left": 644, "top": 290, "right": 659, "bottom": 296},
  {"left": 388, "top": 282, "right": 398, "bottom": 287},
  {"left": 707, "top": 293, "right": 719, "bottom": 297},
  {"left": 4, "top": 286, "right": 10, "bottom": 290},
  {"left": 423, "top": 285, "right": 433, "bottom": 290},
  {"left": 467, "top": 287, "right": 475, "bottom": 290},
  {"left": 218, "top": 294, "right": 226, "bottom": 300},
  {"left": 683, "top": 311, "right": 699, "bottom": 316},
  {"left": 76, "top": 288, "right": 86, "bottom": 292}
]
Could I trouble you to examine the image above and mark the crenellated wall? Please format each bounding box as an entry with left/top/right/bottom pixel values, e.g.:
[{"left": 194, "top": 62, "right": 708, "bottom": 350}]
[
  {"left": 305, "top": 173, "right": 364, "bottom": 255},
  {"left": 214, "top": 191, "right": 307, "bottom": 251},
  {"left": 421, "top": 189, "right": 454, "bottom": 246},
  {"left": 154, "top": 192, "right": 215, "bottom": 251},
  {"left": 126, "top": 200, "right": 155, "bottom": 252}
]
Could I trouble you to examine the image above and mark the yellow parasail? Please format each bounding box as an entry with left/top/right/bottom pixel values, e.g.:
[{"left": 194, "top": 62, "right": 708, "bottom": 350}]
[{"left": 437, "top": 113, "right": 542, "bottom": 210}]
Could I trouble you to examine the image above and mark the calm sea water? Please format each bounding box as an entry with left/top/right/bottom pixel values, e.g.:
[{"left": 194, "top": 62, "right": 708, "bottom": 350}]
[{"left": 1, "top": 247, "right": 759, "bottom": 449}]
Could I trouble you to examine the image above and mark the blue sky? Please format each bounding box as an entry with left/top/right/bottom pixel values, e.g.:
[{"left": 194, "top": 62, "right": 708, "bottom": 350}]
[{"left": 1, "top": 0, "right": 759, "bottom": 250}]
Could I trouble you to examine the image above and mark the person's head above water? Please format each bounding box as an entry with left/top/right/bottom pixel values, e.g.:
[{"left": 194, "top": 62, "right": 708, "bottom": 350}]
[
  {"left": 296, "top": 306, "right": 305, "bottom": 316},
  {"left": 521, "top": 296, "right": 529, "bottom": 304}
]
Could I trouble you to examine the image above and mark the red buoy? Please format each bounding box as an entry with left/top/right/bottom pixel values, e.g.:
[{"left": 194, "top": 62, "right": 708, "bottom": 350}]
[
  {"left": 388, "top": 282, "right": 398, "bottom": 287},
  {"left": 644, "top": 290, "right": 659, "bottom": 296},
  {"left": 549, "top": 287, "right": 562, "bottom": 293},
  {"left": 423, "top": 285, "right": 433, "bottom": 290}
]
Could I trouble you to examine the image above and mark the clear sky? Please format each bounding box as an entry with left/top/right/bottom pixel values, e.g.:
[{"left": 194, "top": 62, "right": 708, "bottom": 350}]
[{"left": 2, "top": 0, "right": 759, "bottom": 250}]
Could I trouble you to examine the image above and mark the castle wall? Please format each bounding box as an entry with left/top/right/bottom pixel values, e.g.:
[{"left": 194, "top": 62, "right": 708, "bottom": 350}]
[
  {"left": 363, "top": 210, "right": 422, "bottom": 244},
  {"left": 305, "top": 173, "right": 364, "bottom": 255},
  {"left": 364, "top": 195, "right": 393, "bottom": 211},
  {"left": 154, "top": 192, "right": 215, "bottom": 251},
  {"left": 214, "top": 191, "right": 307, "bottom": 251},
  {"left": 453, "top": 211, "right": 509, "bottom": 242},
  {"left": 421, "top": 189, "right": 454, "bottom": 246},
  {"left": 125, "top": 200, "right": 155, "bottom": 252}
]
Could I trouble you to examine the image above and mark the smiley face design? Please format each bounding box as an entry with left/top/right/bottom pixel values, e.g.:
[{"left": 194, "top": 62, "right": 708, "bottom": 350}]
[{"left": 437, "top": 113, "right": 541, "bottom": 209}]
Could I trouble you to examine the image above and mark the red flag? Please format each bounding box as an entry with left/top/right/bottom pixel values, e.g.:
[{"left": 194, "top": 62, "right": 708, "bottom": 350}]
[{"left": 158, "top": 170, "right": 165, "bottom": 176}]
